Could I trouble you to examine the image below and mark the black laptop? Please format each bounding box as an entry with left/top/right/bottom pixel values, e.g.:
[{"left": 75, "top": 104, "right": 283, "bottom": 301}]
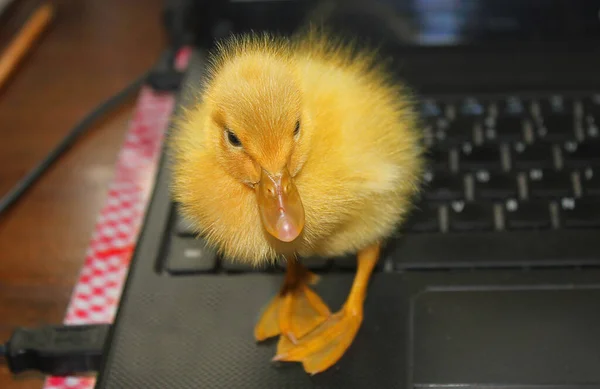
[{"left": 95, "top": 0, "right": 600, "bottom": 387}]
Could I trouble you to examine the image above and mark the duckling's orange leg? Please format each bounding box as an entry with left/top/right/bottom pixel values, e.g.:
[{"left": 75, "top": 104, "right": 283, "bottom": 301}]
[
  {"left": 254, "top": 258, "right": 331, "bottom": 343},
  {"left": 273, "top": 242, "right": 380, "bottom": 375}
]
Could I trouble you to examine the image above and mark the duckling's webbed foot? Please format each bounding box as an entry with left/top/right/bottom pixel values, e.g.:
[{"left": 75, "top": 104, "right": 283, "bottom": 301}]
[
  {"left": 254, "top": 259, "right": 330, "bottom": 343},
  {"left": 273, "top": 242, "right": 380, "bottom": 375},
  {"left": 274, "top": 306, "right": 362, "bottom": 374}
]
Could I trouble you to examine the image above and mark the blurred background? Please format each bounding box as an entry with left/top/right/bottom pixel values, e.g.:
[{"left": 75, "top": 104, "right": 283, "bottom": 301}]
[{"left": 0, "top": 1, "right": 165, "bottom": 387}]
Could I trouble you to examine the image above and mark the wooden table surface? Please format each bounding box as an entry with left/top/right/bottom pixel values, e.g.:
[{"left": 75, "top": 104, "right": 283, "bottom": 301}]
[{"left": 0, "top": 1, "right": 166, "bottom": 387}]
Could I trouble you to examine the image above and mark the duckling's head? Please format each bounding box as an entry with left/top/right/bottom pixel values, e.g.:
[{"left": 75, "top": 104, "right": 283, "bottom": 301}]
[{"left": 198, "top": 37, "right": 311, "bottom": 244}]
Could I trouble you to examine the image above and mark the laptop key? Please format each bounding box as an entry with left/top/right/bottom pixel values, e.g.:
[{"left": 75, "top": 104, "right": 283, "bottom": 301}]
[
  {"left": 404, "top": 203, "right": 440, "bottom": 233},
  {"left": 457, "top": 97, "right": 486, "bottom": 116},
  {"left": 459, "top": 143, "right": 502, "bottom": 171},
  {"left": 448, "top": 201, "right": 495, "bottom": 232},
  {"left": 472, "top": 170, "right": 518, "bottom": 200},
  {"left": 423, "top": 171, "right": 465, "bottom": 201},
  {"left": 424, "top": 146, "right": 450, "bottom": 171},
  {"left": 435, "top": 118, "right": 476, "bottom": 146},
  {"left": 420, "top": 99, "right": 444, "bottom": 117},
  {"left": 483, "top": 116, "right": 524, "bottom": 142},
  {"left": 165, "top": 236, "right": 218, "bottom": 274},
  {"left": 585, "top": 116, "right": 599, "bottom": 139},
  {"left": 582, "top": 94, "right": 600, "bottom": 115},
  {"left": 581, "top": 168, "right": 600, "bottom": 196},
  {"left": 527, "top": 169, "right": 573, "bottom": 199},
  {"left": 497, "top": 96, "right": 527, "bottom": 116},
  {"left": 534, "top": 113, "right": 577, "bottom": 142},
  {"left": 562, "top": 140, "right": 600, "bottom": 168},
  {"left": 504, "top": 199, "right": 552, "bottom": 230},
  {"left": 175, "top": 213, "right": 196, "bottom": 237},
  {"left": 559, "top": 197, "right": 600, "bottom": 228},
  {"left": 220, "top": 259, "right": 266, "bottom": 272},
  {"left": 537, "top": 95, "right": 574, "bottom": 115},
  {"left": 511, "top": 142, "right": 555, "bottom": 170}
]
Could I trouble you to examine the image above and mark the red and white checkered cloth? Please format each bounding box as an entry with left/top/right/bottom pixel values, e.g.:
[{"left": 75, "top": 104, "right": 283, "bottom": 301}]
[{"left": 43, "top": 47, "right": 192, "bottom": 389}]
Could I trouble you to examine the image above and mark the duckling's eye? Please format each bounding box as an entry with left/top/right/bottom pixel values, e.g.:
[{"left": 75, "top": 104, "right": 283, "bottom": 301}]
[
  {"left": 293, "top": 120, "right": 300, "bottom": 137},
  {"left": 226, "top": 129, "right": 242, "bottom": 147}
]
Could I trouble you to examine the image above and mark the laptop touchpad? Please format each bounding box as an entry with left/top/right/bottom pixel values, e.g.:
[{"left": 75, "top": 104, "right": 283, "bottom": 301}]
[{"left": 411, "top": 288, "right": 600, "bottom": 386}]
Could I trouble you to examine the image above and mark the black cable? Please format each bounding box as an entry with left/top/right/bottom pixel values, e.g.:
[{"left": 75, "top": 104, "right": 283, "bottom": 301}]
[
  {"left": 0, "top": 71, "right": 150, "bottom": 217},
  {"left": 0, "top": 343, "right": 6, "bottom": 358}
]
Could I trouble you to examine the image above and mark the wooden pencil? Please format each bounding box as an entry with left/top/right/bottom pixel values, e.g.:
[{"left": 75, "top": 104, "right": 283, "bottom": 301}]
[{"left": 0, "top": 2, "right": 54, "bottom": 90}]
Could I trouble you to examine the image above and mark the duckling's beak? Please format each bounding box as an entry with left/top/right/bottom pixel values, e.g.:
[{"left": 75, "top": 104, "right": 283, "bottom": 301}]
[{"left": 256, "top": 167, "right": 304, "bottom": 242}]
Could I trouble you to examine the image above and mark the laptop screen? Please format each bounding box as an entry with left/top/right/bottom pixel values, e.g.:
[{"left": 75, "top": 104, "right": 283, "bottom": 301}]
[
  {"left": 305, "top": 0, "right": 600, "bottom": 47},
  {"left": 217, "top": 0, "right": 600, "bottom": 49},
  {"left": 406, "top": 0, "right": 600, "bottom": 45},
  {"left": 211, "top": 0, "right": 600, "bottom": 91}
]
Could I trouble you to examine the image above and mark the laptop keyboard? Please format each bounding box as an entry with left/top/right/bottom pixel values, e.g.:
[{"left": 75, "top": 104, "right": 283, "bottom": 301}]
[
  {"left": 407, "top": 93, "right": 600, "bottom": 234},
  {"left": 165, "top": 92, "right": 600, "bottom": 274}
]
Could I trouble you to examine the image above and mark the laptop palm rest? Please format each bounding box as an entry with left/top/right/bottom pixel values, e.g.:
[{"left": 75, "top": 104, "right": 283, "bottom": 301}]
[{"left": 412, "top": 288, "right": 600, "bottom": 388}]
